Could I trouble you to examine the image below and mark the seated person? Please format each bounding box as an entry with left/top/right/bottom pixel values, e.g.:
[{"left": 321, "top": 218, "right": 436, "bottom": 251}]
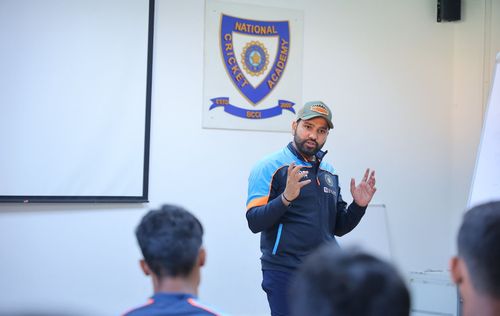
[
  {"left": 450, "top": 201, "right": 500, "bottom": 316},
  {"left": 123, "top": 204, "right": 222, "bottom": 316},
  {"left": 289, "top": 245, "right": 410, "bottom": 316}
]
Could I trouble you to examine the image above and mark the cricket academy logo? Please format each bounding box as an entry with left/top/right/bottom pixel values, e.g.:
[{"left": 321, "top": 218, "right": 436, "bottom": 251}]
[
  {"left": 241, "top": 41, "right": 269, "bottom": 76},
  {"left": 209, "top": 14, "right": 296, "bottom": 119}
]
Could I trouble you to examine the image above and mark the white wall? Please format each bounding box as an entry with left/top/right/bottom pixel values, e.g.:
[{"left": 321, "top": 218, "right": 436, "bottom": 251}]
[{"left": 0, "top": 0, "right": 497, "bottom": 315}]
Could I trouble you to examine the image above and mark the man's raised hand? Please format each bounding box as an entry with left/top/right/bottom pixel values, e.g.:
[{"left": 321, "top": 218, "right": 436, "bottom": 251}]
[{"left": 350, "top": 168, "right": 377, "bottom": 207}]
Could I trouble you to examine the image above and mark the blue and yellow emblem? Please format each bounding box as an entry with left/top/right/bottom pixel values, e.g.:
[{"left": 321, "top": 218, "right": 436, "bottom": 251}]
[
  {"left": 209, "top": 14, "right": 295, "bottom": 119},
  {"left": 241, "top": 41, "right": 269, "bottom": 76}
]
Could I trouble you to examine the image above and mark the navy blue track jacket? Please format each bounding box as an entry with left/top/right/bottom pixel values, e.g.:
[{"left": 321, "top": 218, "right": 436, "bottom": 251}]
[{"left": 246, "top": 142, "right": 366, "bottom": 272}]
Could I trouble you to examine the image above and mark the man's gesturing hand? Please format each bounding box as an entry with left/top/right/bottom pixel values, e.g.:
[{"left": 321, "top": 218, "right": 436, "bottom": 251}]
[
  {"left": 282, "top": 162, "right": 311, "bottom": 205},
  {"left": 350, "top": 168, "right": 377, "bottom": 207}
]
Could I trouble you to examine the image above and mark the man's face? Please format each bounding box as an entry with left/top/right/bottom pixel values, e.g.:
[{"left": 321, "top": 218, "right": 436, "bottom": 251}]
[{"left": 292, "top": 117, "right": 330, "bottom": 158}]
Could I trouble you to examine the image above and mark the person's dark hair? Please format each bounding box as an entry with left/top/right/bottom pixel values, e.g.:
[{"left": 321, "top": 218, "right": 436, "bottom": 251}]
[
  {"left": 290, "top": 246, "right": 410, "bottom": 316},
  {"left": 457, "top": 201, "right": 500, "bottom": 297},
  {"left": 135, "top": 204, "right": 204, "bottom": 277}
]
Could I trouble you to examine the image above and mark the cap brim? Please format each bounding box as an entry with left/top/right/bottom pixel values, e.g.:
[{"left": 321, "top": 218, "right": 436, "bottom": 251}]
[{"left": 299, "top": 114, "right": 333, "bottom": 129}]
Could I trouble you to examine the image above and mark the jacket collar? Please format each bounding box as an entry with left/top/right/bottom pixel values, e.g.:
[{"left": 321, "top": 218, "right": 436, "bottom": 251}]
[{"left": 287, "top": 142, "right": 328, "bottom": 163}]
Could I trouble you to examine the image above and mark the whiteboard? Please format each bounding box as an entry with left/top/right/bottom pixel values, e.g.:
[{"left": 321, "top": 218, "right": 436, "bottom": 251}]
[
  {"left": 337, "top": 204, "right": 392, "bottom": 261},
  {"left": 468, "top": 53, "right": 500, "bottom": 208},
  {"left": 0, "top": 0, "right": 154, "bottom": 202}
]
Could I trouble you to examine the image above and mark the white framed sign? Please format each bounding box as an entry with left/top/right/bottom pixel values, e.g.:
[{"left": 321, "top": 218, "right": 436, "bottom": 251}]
[{"left": 203, "top": 0, "right": 304, "bottom": 132}]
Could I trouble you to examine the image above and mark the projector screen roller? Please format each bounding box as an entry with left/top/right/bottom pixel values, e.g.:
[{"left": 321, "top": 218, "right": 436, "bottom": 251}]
[{"left": 0, "top": 0, "right": 154, "bottom": 202}]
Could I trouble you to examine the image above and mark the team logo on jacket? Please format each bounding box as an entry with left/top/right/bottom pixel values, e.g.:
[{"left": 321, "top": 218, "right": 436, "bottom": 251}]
[
  {"left": 325, "top": 174, "right": 334, "bottom": 187},
  {"left": 323, "top": 174, "right": 337, "bottom": 196},
  {"left": 209, "top": 14, "right": 295, "bottom": 119}
]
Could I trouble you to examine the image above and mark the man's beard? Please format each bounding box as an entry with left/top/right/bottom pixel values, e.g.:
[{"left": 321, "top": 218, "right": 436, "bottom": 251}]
[{"left": 293, "top": 133, "right": 324, "bottom": 158}]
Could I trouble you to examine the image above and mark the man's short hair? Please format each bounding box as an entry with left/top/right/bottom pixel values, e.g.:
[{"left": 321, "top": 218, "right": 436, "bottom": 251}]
[
  {"left": 290, "top": 246, "right": 410, "bottom": 316},
  {"left": 135, "top": 204, "right": 204, "bottom": 277},
  {"left": 458, "top": 201, "right": 500, "bottom": 297}
]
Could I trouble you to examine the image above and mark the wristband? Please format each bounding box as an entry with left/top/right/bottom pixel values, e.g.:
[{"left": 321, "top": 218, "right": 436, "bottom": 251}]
[{"left": 282, "top": 193, "right": 292, "bottom": 203}]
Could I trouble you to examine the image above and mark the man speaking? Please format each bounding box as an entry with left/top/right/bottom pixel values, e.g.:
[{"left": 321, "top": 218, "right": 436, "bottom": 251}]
[{"left": 246, "top": 101, "right": 377, "bottom": 316}]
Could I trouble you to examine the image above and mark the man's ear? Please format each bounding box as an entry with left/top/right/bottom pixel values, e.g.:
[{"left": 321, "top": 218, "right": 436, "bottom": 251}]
[
  {"left": 198, "top": 247, "right": 206, "bottom": 268},
  {"left": 140, "top": 259, "right": 151, "bottom": 276},
  {"left": 292, "top": 121, "right": 298, "bottom": 135},
  {"left": 450, "top": 256, "right": 463, "bottom": 284}
]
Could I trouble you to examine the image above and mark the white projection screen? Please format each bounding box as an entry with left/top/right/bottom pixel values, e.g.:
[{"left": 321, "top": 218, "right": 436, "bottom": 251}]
[{"left": 0, "top": 0, "right": 154, "bottom": 202}]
